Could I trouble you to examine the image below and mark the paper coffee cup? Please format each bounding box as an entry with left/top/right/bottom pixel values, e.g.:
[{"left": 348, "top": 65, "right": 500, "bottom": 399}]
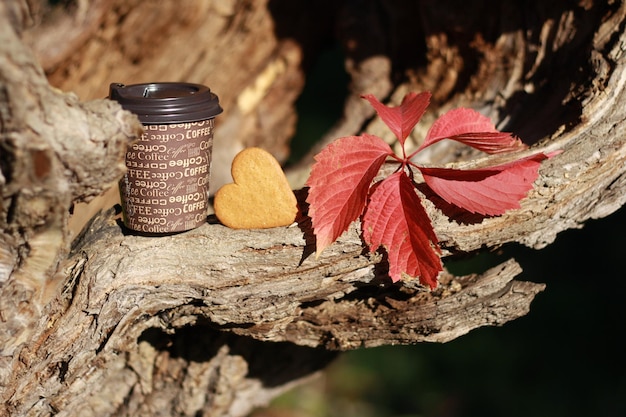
[{"left": 109, "top": 82, "right": 222, "bottom": 234}]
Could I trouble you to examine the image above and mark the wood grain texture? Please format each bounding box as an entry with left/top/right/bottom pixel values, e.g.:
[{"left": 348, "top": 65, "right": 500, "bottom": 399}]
[{"left": 2, "top": 0, "right": 626, "bottom": 416}]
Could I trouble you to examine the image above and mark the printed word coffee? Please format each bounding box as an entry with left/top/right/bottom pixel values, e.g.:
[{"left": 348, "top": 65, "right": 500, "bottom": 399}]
[{"left": 119, "top": 120, "right": 214, "bottom": 233}]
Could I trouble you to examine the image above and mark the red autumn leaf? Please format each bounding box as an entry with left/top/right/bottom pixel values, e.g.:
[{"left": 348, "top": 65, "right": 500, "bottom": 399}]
[
  {"left": 362, "top": 172, "right": 442, "bottom": 288},
  {"left": 418, "top": 153, "right": 549, "bottom": 215},
  {"left": 305, "top": 133, "right": 393, "bottom": 254},
  {"left": 416, "top": 108, "right": 526, "bottom": 154},
  {"left": 306, "top": 91, "right": 558, "bottom": 288},
  {"left": 362, "top": 92, "right": 431, "bottom": 146}
]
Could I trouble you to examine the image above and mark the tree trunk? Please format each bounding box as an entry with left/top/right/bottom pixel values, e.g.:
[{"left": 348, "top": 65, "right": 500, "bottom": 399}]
[{"left": 2, "top": 0, "right": 626, "bottom": 416}]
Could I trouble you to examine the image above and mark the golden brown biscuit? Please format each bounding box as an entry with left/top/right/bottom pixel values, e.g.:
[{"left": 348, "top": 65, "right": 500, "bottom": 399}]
[{"left": 214, "top": 147, "right": 298, "bottom": 229}]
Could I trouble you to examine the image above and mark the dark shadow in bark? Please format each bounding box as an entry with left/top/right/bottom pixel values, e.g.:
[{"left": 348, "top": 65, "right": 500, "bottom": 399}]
[
  {"left": 138, "top": 323, "right": 337, "bottom": 388},
  {"left": 269, "top": 0, "right": 618, "bottom": 148}
]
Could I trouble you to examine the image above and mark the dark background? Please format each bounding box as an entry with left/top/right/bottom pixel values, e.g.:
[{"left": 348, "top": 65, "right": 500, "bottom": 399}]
[{"left": 258, "top": 42, "right": 626, "bottom": 417}]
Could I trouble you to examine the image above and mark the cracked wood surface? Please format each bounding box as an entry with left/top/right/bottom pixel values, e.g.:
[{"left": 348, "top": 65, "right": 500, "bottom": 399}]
[{"left": 2, "top": 1, "right": 626, "bottom": 416}]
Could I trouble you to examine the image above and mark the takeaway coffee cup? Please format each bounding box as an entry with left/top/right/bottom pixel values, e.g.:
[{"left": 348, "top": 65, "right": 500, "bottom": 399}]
[{"left": 109, "top": 82, "right": 222, "bottom": 234}]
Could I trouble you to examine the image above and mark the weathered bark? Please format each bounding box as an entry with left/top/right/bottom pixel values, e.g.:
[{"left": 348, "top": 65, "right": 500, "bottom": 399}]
[
  {"left": 21, "top": 0, "right": 319, "bottom": 191},
  {"left": 2, "top": 0, "right": 626, "bottom": 416}
]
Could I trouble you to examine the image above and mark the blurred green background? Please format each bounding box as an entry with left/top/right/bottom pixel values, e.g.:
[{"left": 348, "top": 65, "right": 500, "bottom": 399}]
[{"left": 256, "top": 45, "right": 626, "bottom": 417}]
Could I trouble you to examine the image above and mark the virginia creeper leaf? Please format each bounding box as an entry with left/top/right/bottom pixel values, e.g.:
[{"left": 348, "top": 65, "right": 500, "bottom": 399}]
[
  {"left": 362, "top": 172, "right": 442, "bottom": 288},
  {"left": 362, "top": 92, "right": 431, "bottom": 146},
  {"left": 306, "top": 90, "right": 557, "bottom": 288},
  {"left": 419, "top": 153, "right": 549, "bottom": 215},
  {"left": 418, "top": 108, "right": 525, "bottom": 154},
  {"left": 306, "top": 133, "right": 393, "bottom": 255}
]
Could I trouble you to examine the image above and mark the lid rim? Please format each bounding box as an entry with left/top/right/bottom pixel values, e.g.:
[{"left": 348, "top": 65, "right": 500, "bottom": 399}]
[{"left": 109, "top": 82, "right": 223, "bottom": 124}]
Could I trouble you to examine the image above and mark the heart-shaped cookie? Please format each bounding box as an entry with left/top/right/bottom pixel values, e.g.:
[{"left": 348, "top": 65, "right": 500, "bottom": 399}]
[{"left": 214, "top": 147, "right": 298, "bottom": 229}]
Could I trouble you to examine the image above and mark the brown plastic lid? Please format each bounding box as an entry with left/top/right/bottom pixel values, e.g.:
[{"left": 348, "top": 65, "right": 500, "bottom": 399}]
[{"left": 109, "top": 82, "right": 223, "bottom": 124}]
